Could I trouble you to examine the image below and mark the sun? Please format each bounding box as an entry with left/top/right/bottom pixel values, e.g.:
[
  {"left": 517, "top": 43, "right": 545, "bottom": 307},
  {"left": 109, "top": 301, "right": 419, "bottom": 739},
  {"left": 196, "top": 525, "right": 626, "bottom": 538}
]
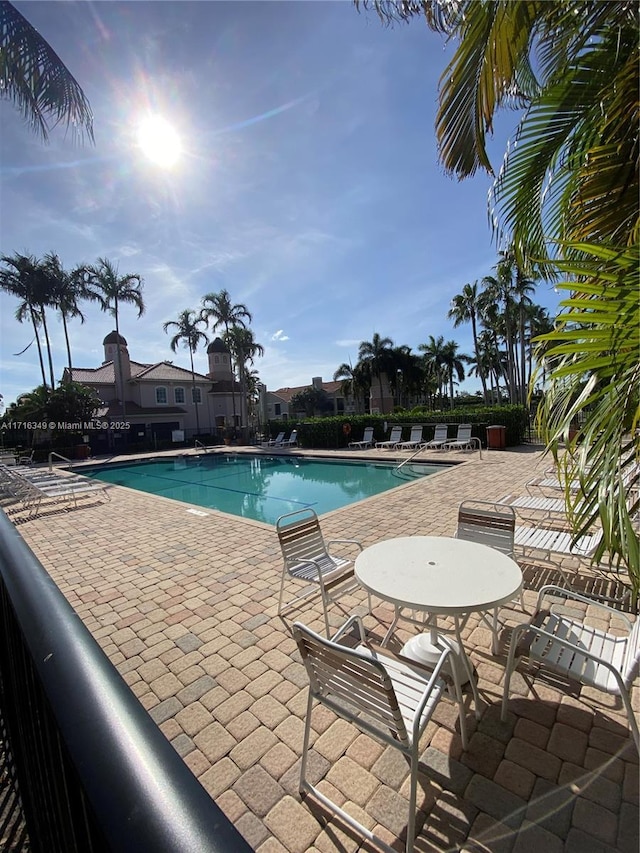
[{"left": 137, "top": 115, "right": 182, "bottom": 168}]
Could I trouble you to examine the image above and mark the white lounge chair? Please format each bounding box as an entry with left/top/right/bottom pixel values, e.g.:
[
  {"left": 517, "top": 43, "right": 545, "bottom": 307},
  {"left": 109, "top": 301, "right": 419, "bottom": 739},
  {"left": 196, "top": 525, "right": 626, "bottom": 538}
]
[
  {"left": 293, "top": 615, "right": 468, "bottom": 853},
  {"left": 443, "top": 424, "right": 477, "bottom": 451},
  {"left": 266, "top": 431, "right": 285, "bottom": 447},
  {"left": 396, "top": 425, "right": 425, "bottom": 451},
  {"left": 423, "top": 423, "right": 449, "bottom": 450},
  {"left": 502, "top": 585, "right": 640, "bottom": 752},
  {"left": 375, "top": 425, "right": 403, "bottom": 449},
  {"left": 276, "top": 508, "right": 364, "bottom": 636},
  {"left": 280, "top": 429, "right": 298, "bottom": 447},
  {"left": 348, "top": 426, "right": 374, "bottom": 450},
  {"left": 500, "top": 493, "right": 568, "bottom": 522}
]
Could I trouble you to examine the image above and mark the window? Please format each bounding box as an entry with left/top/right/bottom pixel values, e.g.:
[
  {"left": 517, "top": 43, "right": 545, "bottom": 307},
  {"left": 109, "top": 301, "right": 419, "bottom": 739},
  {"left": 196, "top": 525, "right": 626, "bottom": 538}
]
[
  {"left": 155, "top": 386, "right": 167, "bottom": 404},
  {"left": 191, "top": 387, "right": 202, "bottom": 404},
  {"left": 174, "top": 387, "right": 185, "bottom": 404},
  {"left": 274, "top": 403, "right": 281, "bottom": 416}
]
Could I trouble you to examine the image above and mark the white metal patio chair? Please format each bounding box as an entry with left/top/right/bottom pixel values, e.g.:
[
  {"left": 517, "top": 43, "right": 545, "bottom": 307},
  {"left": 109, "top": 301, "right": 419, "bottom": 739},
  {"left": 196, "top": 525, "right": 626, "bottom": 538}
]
[
  {"left": 502, "top": 585, "right": 640, "bottom": 752},
  {"left": 455, "top": 500, "right": 525, "bottom": 651},
  {"left": 265, "top": 431, "right": 285, "bottom": 447},
  {"left": 276, "top": 508, "right": 366, "bottom": 636},
  {"left": 443, "top": 423, "right": 478, "bottom": 451},
  {"left": 375, "top": 425, "right": 403, "bottom": 449},
  {"left": 423, "top": 423, "right": 449, "bottom": 450},
  {"left": 348, "top": 426, "right": 374, "bottom": 450},
  {"left": 280, "top": 429, "right": 298, "bottom": 447},
  {"left": 396, "top": 425, "right": 425, "bottom": 451},
  {"left": 293, "top": 615, "right": 468, "bottom": 853}
]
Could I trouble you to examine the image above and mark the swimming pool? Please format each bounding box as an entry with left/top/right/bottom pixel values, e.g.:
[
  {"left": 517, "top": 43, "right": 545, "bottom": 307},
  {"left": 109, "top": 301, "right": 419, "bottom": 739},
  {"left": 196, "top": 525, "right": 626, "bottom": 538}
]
[{"left": 82, "top": 453, "right": 445, "bottom": 525}]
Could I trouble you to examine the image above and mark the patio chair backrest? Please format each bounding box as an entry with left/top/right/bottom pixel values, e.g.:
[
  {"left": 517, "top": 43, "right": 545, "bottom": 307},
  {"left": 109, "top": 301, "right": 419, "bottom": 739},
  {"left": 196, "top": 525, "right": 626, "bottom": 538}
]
[
  {"left": 362, "top": 427, "right": 374, "bottom": 440},
  {"left": 388, "top": 426, "right": 402, "bottom": 441},
  {"left": 455, "top": 424, "right": 472, "bottom": 441},
  {"left": 277, "top": 508, "right": 327, "bottom": 568},
  {"left": 457, "top": 500, "right": 516, "bottom": 557},
  {"left": 292, "top": 622, "right": 409, "bottom": 745},
  {"left": 408, "top": 426, "right": 423, "bottom": 442},
  {"left": 432, "top": 424, "right": 448, "bottom": 440}
]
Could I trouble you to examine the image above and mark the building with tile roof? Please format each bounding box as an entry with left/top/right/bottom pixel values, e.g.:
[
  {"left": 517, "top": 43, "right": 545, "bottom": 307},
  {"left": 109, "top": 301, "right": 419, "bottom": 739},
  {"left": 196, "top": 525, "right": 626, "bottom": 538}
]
[
  {"left": 64, "top": 333, "right": 243, "bottom": 449},
  {"left": 258, "top": 376, "right": 363, "bottom": 423}
]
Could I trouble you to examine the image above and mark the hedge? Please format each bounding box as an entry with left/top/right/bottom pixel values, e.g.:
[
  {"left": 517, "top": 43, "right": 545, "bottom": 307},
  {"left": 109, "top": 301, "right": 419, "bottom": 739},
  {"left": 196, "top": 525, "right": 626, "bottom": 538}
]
[{"left": 266, "top": 405, "right": 528, "bottom": 449}]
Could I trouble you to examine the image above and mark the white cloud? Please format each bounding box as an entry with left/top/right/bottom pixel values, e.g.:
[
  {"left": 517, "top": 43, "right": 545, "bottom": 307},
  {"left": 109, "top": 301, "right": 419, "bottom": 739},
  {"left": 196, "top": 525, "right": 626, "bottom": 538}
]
[{"left": 271, "top": 330, "right": 289, "bottom": 342}]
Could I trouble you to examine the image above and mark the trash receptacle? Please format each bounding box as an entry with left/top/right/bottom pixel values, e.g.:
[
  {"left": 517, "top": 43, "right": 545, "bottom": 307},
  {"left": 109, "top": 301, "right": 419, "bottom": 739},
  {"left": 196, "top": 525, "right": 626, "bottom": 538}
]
[
  {"left": 486, "top": 425, "right": 506, "bottom": 450},
  {"left": 75, "top": 444, "right": 90, "bottom": 460}
]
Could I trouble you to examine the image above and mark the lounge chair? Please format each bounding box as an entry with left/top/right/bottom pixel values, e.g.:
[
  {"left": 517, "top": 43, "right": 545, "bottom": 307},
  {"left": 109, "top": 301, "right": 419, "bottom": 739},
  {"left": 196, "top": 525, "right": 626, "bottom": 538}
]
[
  {"left": 375, "top": 425, "right": 403, "bottom": 449},
  {"left": 443, "top": 423, "right": 478, "bottom": 451},
  {"left": 293, "top": 615, "right": 468, "bottom": 852},
  {"left": 499, "top": 493, "right": 568, "bottom": 522},
  {"left": 17, "top": 449, "right": 35, "bottom": 465},
  {"left": 1, "top": 468, "right": 109, "bottom": 517},
  {"left": 348, "top": 426, "right": 374, "bottom": 450},
  {"left": 280, "top": 429, "right": 298, "bottom": 447},
  {"left": 423, "top": 423, "right": 449, "bottom": 450},
  {"left": 502, "top": 585, "right": 640, "bottom": 752},
  {"left": 276, "top": 508, "right": 365, "bottom": 636},
  {"left": 396, "top": 425, "right": 425, "bottom": 451},
  {"left": 265, "top": 431, "right": 285, "bottom": 447}
]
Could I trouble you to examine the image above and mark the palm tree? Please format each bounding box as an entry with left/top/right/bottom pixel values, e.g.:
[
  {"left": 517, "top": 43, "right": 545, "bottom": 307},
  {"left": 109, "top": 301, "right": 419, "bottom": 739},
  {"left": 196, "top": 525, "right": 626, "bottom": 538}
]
[
  {"left": 163, "top": 310, "right": 208, "bottom": 437},
  {"left": 201, "top": 290, "right": 252, "bottom": 427},
  {"left": 357, "top": 0, "right": 639, "bottom": 587},
  {"left": 0, "top": 252, "right": 48, "bottom": 388},
  {"left": 418, "top": 335, "right": 449, "bottom": 406},
  {"left": 0, "top": 1, "right": 93, "bottom": 142},
  {"left": 224, "top": 326, "right": 264, "bottom": 435},
  {"left": 43, "top": 252, "right": 94, "bottom": 377},
  {"left": 87, "top": 258, "right": 145, "bottom": 417},
  {"left": 448, "top": 281, "right": 489, "bottom": 402},
  {"left": 333, "top": 361, "right": 369, "bottom": 414},
  {"left": 357, "top": 333, "right": 393, "bottom": 414},
  {"left": 441, "top": 340, "right": 469, "bottom": 409}
]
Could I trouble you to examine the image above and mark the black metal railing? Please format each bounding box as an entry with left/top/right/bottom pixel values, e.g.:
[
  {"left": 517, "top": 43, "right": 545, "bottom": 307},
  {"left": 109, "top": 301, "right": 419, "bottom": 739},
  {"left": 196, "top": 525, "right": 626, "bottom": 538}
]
[{"left": 0, "top": 510, "right": 253, "bottom": 853}]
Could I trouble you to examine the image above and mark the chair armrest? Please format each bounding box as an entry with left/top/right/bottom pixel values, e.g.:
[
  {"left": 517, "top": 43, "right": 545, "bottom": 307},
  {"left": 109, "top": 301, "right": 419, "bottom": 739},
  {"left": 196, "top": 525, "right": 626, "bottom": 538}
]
[
  {"left": 509, "top": 621, "right": 631, "bottom": 692},
  {"left": 332, "top": 615, "right": 367, "bottom": 644},
  {"left": 536, "top": 585, "right": 633, "bottom": 630}
]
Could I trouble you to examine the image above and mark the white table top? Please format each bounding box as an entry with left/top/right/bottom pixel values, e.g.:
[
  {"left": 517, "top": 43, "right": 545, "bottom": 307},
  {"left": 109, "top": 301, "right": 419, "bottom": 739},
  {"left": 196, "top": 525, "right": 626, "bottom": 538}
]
[{"left": 355, "top": 536, "right": 522, "bottom": 616}]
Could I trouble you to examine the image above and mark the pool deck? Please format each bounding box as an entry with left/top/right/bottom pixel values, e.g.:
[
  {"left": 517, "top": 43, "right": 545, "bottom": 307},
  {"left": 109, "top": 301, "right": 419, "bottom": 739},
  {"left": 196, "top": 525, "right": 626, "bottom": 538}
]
[{"left": 8, "top": 445, "right": 639, "bottom": 852}]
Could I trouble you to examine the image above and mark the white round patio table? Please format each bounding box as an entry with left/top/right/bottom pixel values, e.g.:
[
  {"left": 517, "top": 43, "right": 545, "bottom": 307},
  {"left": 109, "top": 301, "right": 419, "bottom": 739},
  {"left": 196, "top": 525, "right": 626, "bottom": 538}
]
[{"left": 355, "top": 536, "right": 523, "bottom": 712}]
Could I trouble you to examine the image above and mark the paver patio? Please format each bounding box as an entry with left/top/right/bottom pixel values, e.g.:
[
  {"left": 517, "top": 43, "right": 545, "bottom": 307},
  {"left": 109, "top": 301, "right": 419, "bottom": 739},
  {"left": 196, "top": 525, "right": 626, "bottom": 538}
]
[{"left": 6, "top": 446, "right": 639, "bottom": 852}]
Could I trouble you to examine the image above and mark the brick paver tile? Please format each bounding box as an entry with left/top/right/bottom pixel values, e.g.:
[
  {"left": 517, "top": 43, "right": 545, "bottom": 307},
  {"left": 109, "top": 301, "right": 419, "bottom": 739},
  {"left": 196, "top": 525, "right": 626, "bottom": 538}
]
[
  {"left": 230, "top": 727, "right": 279, "bottom": 770},
  {"left": 234, "top": 765, "right": 286, "bottom": 817},
  {"left": 504, "top": 737, "right": 561, "bottom": 781},
  {"left": 512, "top": 819, "right": 564, "bottom": 853},
  {"left": 572, "top": 797, "right": 618, "bottom": 846},
  {"left": 193, "top": 720, "right": 236, "bottom": 763},
  {"left": 325, "top": 756, "right": 379, "bottom": 806},
  {"left": 548, "top": 722, "right": 589, "bottom": 764},
  {"left": 264, "top": 796, "right": 321, "bottom": 853}
]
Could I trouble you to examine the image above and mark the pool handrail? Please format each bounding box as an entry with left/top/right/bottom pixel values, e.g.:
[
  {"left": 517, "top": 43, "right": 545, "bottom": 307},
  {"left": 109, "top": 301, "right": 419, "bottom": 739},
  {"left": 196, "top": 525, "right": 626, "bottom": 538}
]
[
  {"left": 194, "top": 439, "right": 211, "bottom": 452},
  {"left": 48, "top": 451, "right": 75, "bottom": 471}
]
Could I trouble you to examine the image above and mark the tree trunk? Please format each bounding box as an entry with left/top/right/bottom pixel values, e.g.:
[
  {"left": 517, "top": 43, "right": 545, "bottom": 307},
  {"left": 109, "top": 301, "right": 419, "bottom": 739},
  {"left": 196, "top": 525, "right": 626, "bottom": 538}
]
[
  {"left": 62, "top": 312, "right": 73, "bottom": 376},
  {"left": 39, "top": 303, "right": 56, "bottom": 388},
  {"left": 190, "top": 349, "right": 200, "bottom": 436},
  {"left": 30, "top": 306, "right": 48, "bottom": 388}
]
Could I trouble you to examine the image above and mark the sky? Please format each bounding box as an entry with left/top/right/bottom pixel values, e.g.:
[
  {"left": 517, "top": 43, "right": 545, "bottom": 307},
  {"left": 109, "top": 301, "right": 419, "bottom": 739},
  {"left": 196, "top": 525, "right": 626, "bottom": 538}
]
[{"left": 0, "top": 0, "right": 561, "bottom": 409}]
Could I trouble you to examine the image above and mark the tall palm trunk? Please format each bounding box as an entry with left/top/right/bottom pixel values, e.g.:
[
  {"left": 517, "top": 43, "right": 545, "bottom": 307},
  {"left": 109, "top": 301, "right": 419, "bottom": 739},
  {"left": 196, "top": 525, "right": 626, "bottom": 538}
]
[
  {"left": 189, "top": 349, "right": 200, "bottom": 435},
  {"left": 470, "top": 313, "right": 488, "bottom": 403},
  {"left": 114, "top": 295, "right": 127, "bottom": 419},
  {"left": 30, "top": 306, "right": 48, "bottom": 388},
  {"left": 39, "top": 303, "right": 55, "bottom": 388},
  {"left": 62, "top": 312, "right": 73, "bottom": 376}
]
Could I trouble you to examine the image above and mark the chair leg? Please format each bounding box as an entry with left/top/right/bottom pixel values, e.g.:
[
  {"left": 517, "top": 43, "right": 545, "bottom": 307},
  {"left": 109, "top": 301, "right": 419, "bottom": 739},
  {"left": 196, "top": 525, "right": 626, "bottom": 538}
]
[
  {"left": 299, "top": 691, "right": 314, "bottom": 794},
  {"left": 406, "top": 751, "right": 418, "bottom": 853},
  {"left": 501, "top": 633, "right": 521, "bottom": 721}
]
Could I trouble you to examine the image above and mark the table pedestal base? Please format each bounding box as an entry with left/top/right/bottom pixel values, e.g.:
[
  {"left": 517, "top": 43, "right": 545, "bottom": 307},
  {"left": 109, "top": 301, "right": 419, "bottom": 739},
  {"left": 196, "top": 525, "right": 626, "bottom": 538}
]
[{"left": 400, "top": 634, "right": 470, "bottom": 685}]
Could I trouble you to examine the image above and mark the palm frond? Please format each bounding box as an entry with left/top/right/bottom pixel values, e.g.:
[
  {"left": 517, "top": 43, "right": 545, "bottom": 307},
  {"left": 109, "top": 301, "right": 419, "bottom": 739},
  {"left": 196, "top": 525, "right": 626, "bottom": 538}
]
[{"left": 0, "top": 0, "right": 93, "bottom": 142}]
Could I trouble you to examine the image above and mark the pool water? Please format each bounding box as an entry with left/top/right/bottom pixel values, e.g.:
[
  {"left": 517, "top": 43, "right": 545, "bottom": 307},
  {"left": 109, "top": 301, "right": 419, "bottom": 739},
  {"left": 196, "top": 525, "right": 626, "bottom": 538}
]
[{"left": 83, "top": 453, "right": 444, "bottom": 525}]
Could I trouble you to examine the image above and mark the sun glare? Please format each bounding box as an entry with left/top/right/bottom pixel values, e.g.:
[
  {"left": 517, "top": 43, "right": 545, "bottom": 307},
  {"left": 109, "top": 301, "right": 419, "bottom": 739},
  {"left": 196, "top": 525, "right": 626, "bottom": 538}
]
[{"left": 137, "top": 115, "right": 182, "bottom": 168}]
